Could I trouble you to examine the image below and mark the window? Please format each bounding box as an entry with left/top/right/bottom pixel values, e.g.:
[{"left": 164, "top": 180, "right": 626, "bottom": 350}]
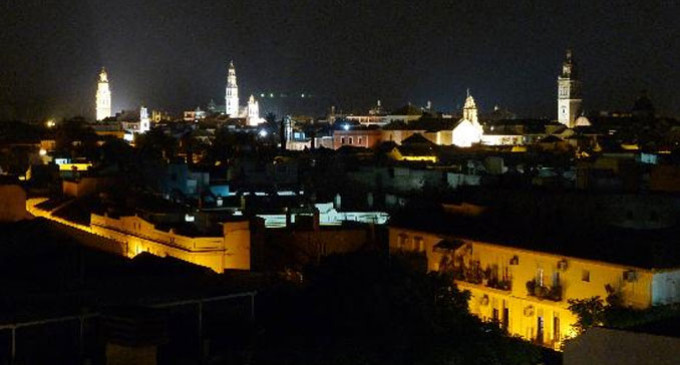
[
  {"left": 552, "top": 272, "right": 560, "bottom": 286},
  {"left": 502, "top": 307, "right": 509, "bottom": 330},
  {"left": 582, "top": 269, "right": 590, "bottom": 282},
  {"left": 397, "top": 234, "right": 408, "bottom": 250},
  {"left": 349, "top": 137, "right": 353, "bottom": 144},
  {"left": 536, "top": 316, "right": 544, "bottom": 344},
  {"left": 553, "top": 316, "right": 561, "bottom": 342},
  {"left": 536, "top": 268, "right": 544, "bottom": 286},
  {"left": 415, "top": 237, "right": 424, "bottom": 252},
  {"left": 358, "top": 137, "right": 363, "bottom": 145},
  {"left": 341, "top": 137, "right": 345, "bottom": 144}
]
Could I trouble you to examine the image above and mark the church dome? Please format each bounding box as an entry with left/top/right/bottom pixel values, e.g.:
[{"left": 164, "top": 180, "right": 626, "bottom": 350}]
[{"left": 574, "top": 115, "right": 591, "bottom": 127}]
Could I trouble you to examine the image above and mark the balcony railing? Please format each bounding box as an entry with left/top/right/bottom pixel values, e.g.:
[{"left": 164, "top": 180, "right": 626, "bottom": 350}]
[
  {"left": 451, "top": 263, "right": 512, "bottom": 291},
  {"left": 526, "top": 279, "right": 562, "bottom": 301}
]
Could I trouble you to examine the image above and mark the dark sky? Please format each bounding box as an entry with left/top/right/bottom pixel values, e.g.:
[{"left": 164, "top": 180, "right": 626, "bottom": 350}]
[{"left": 1, "top": 0, "right": 679, "bottom": 120}]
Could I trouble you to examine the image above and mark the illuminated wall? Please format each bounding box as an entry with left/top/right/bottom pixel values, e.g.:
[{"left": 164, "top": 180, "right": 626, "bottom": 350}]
[
  {"left": 388, "top": 226, "right": 671, "bottom": 349},
  {"left": 26, "top": 198, "right": 250, "bottom": 272},
  {"left": 90, "top": 214, "right": 250, "bottom": 272},
  {"left": 0, "top": 185, "right": 27, "bottom": 222}
]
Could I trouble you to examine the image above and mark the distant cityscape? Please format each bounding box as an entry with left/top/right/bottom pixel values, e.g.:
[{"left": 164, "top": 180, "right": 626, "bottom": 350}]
[{"left": 1, "top": 45, "right": 680, "bottom": 365}]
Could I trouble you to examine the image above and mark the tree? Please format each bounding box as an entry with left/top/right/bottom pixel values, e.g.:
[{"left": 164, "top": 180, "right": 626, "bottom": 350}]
[
  {"left": 135, "top": 128, "right": 178, "bottom": 161},
  {"left": 567, "top": 296, "right": 606, "bottom": 335},
  {"left": 252, "top": 252, "right": 540, "bottom": 365}
]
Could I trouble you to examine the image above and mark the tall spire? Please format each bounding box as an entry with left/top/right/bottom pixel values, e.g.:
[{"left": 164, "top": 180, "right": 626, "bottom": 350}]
[
  {"left": 561, "top": 48, "right": 577, "bottom": 78},
  {"left": 557, "top": 49, "right": 582, "bottom": 128},
  {"left": 225, "top": 60, "right": 239, "bottom": 117},
  {"left": 246, "top": 94, "right": 260, "bottom": 126},
  {"left": 96, "top": 67, "right": 112, "bottom": 121}
]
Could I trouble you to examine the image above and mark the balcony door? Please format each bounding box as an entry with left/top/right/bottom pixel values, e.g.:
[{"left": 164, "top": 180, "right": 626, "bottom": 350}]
[
  {"left": 536, "top": 316, "right": 544, "bottom": 344},
  {"left": 502, "top": 307, "right": 509, "bottom": 331}
]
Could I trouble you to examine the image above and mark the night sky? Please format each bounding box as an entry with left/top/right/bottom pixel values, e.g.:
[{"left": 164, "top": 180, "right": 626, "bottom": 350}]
[{"left": 1, "top": 0, "right": 679, "bottom": 120}]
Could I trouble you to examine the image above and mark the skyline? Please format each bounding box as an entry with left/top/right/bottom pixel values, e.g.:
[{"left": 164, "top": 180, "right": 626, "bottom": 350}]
[{"left": 1, "top": 1, "right": 679, "bottom": 120}]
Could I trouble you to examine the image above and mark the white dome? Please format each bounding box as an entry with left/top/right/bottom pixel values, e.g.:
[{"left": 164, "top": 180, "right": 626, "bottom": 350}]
[{"left": 574, "top": 116, "right": 591, "bottom": 127}]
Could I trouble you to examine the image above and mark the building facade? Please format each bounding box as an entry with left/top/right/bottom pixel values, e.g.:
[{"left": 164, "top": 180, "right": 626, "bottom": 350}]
[
  {"left": 332, "top": 129, "right": 382, "bottom": 149},
  {"left": 96, "top": 67, "right": 112, "bottom": 121},
  {"left": 388, "top": 226, "right": 680, "bottom": 349}
]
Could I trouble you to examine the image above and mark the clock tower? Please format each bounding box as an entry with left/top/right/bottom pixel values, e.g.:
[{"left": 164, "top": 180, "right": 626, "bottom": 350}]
[
  {"left": 225, "top": 61, "right": 239, "bottom": 117},
  {"left": 557, "top": 49, "right": 582, "bottom": 128},
  {"left": 96, "top": 67, "right": 112, "bottom": 121}
]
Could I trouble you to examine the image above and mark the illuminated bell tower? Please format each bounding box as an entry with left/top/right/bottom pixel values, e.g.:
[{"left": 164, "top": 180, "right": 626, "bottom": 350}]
[
  {"left": 96, "top": 67, "right": 112, "bottom": 121},
  {"left": 225, "top": 61, "right": 239, "bottom": 117},
  {"left": 139, "top": 106, "right": 150, "bottom": 133},
  {"left": 557, "top": 49, "right": 582, "bottom": 128},
  {"left": 246, "top": 94, "right": 260, "bottom": 126},
  {"left": 463, "top": 89, "right": 480, "bottom": 125}
]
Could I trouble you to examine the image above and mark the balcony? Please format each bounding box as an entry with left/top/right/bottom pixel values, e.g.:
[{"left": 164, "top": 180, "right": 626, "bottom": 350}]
[
  {"left": 486, "top": 277, "right": 512, "bottom": 291},
  {"left": 526, "top": 279, "right": 562, "bottom": 301},
  {"left": 451, "top": 262, "right": 512, "bottom": 291}
]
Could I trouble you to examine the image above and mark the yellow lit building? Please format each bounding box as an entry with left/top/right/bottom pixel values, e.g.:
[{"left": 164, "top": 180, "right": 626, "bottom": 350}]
[
  {"left": 389, "top": 226, "right": 680, "bottom": 349},
  {"left": 387, "top": 146, "right": 437, "bottom": 163},
  {"left": 27, "top": 198, "right": 250, "bottom": 272}
]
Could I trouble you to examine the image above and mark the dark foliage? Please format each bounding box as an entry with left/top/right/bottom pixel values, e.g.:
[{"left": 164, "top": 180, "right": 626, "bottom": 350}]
[{"left": 254, "top": 252, "right": 540, "bottom": 365}]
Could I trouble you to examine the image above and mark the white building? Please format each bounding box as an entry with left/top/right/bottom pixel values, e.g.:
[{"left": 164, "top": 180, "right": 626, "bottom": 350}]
[
  {"left": 139, "top": 106, "right": 150, "bottom": 133},
  {"left": 96, "top": 68, "right": 112, "bottom": 121},
  {"left": 452, "top": 92, "right": 484, "bottom": 147},
  {"left": 557, "top": 49, "right": 582, "bottom": 128},
  {"left": 246, "top": 94, "right": 263, "bottom": 126},
  {"left": 225, "top": 61, "right": 239, "bottom": 117},
  {"left": 183, "top": 107, "right": 207, "bottom": 122}
]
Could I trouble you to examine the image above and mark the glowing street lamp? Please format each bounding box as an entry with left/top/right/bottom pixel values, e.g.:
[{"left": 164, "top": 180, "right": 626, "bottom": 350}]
[
  {"left": 259, "top": 129, "right": 268, "bottom": 138},
  {"left": 343, "top": 124, "right": 350, "bottom": 131}
]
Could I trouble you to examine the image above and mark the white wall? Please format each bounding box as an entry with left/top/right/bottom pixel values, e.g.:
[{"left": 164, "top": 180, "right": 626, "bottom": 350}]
[{"left": 652, "top": 269, "right": 680, "bottom": 305}]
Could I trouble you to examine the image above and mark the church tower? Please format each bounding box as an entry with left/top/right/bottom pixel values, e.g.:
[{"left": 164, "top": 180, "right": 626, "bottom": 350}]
[
  {"left": 96, "top": 67, "right": 112, "bottom": 121},
  {"left": 225, "top": 61, "right": 239, "bottom": 117},
  {"left": 462, "top": 89, "right": 480, "bottom": 125},
  {"left": 557, "top": 49, "right": 582, "bottom": 128},
  {"left": 246, "top": 94, "right": 260, "bottom": 126},
  {"left": 452, "top": 90, "right": 484, "bottom": 148},
  {"left": 139, "top": 106, "right": 150, "bottom": 133}
]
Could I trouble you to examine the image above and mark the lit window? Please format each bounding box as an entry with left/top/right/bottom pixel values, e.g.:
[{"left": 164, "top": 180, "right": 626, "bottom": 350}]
[
  {"left": 582, "top": 270, "right": 590, "bottom": 282},
  {"left": 397, "top": 234, "right": 408, "bottom": 250},
  {"left": 415, "top": 237, "right": 424, "bottom": 252}
]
